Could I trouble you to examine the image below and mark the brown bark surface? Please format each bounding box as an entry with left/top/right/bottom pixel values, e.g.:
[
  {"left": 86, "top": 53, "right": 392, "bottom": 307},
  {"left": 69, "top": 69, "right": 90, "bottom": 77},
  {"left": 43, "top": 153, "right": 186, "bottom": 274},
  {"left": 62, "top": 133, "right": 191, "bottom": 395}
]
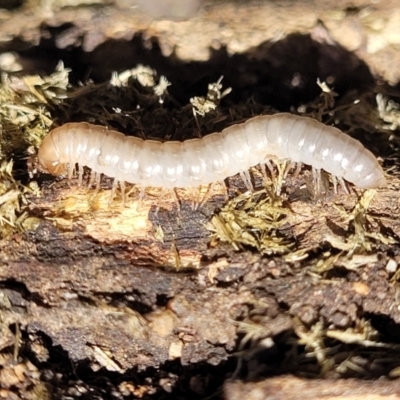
[{"left": 0, "top": 0, "right": 400, "bottom": 399}]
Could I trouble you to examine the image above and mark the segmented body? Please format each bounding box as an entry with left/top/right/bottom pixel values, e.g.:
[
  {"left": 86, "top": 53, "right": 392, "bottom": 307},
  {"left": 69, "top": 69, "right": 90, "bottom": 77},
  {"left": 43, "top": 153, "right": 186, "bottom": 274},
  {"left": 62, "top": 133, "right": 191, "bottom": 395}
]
[{"left": 37, "top": 113, "right": 386, "bottom": 190}]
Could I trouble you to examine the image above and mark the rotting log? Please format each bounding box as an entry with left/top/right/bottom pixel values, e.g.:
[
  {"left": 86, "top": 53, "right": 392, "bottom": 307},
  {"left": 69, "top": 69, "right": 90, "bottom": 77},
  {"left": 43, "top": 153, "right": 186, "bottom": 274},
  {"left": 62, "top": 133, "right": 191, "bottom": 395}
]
[{"left": 1, "top": 0, "right": 400, "bottom": 398}]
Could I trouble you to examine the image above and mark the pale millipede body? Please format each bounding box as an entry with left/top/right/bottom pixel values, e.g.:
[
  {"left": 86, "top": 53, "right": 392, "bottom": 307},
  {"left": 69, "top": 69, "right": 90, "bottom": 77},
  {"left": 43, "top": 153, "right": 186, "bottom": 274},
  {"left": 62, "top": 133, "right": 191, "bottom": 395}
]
[{"left": 37, "top": 113, "right": 386, "bottom": 195}]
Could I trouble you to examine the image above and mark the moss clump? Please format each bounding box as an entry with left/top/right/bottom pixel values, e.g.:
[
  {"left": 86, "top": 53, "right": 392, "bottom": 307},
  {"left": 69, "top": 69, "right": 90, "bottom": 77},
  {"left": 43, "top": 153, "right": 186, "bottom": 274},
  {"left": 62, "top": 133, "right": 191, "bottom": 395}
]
[{"left": 207, "top": 189, "right": 294, "bottom": 255}]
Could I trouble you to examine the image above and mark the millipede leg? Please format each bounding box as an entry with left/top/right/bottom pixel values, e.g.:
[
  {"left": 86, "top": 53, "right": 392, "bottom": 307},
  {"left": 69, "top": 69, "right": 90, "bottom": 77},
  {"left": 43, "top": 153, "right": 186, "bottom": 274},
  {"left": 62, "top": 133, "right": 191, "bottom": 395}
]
[
  {"left": 78, "top": 165, "right": 84, "bottom": 186},
  {"left": 219, "top": 180, "right": 228, "bottom": 201},
  {"left": 190, "top": 186, "right": 200, "bottom": 210},
  {"left": 89, "top": 170, "right": 96, "bottom": 187},
  {"left": 312, "top": 168, "right": 322, "bottom": 197},
  {"left": 199, "top": 183, "right": 213, "bottom": 208},
  {"left": 67, "top": 164, "right": 74, "bottom": 180},
  {"left": 332, "top": 175, "right": 338, "bottom": 194},
  {"left": 198, "top": 180, "right": 228, "bottom": 208},
  {"left": 93, "top": 173, "right": 101, "bottom": 194},
  {"left": 136, "top": 185, "right": 143, "bottom": 201},
  {"left": 89, "top": 173, "right": 101, "bottom": 203},
  {"left": 338, "top": 177, "right": 349, "bottom": 194},
  {"left": 209, "top": 181, "right": 217, "bottom": 196},
  {"left": 261, "top": 160, "right": 276, "bottom": 185},
  {"left": 132, "top": 185, "right": 144, "bottom": 211},
  {"left": 283, "top": 161, "right": 296, "bottom": 179},
  {"left": 120, "top": 181, "right": 126, "bottom": 207},
  {"left": 261, "top": 164, "right": 269, "bottom": 186},
  {"left": 170, "top": 188, "right": 181, "bottom": 212},
  {"left": 240, "top": 170, "right": 254, "bottom": 192},
  {"left": 109, "top": 179, "right": 119, "bottom": 205},
  {"left": 293, "top": 162, "right": 303, "bottom": 180},
  {"left": 276, "top": 160, "right": 287, "bottom": 196},
  {"left": 265, "top": 159, "right": 276, "bottom": 181}
]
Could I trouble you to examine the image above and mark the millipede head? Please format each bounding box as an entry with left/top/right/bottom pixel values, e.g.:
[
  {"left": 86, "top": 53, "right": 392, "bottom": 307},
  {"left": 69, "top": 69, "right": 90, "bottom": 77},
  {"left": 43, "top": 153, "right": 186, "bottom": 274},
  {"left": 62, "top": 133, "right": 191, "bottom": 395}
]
[
  {"left": 37, "top": 158, "right": 68, "bottom": 176},
  {"left": 37, "top": 133, "right": 68, "bottom": 176}
]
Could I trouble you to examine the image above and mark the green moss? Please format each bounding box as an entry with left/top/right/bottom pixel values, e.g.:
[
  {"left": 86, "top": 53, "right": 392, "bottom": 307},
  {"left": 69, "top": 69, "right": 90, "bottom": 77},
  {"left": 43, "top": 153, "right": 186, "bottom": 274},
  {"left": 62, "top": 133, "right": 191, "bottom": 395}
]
[
  {"left": 0, "top": 62, "right": 69, "bottom": 237},
  {"left": 207, "top": 189, "right": 294, "bottom": 255}
]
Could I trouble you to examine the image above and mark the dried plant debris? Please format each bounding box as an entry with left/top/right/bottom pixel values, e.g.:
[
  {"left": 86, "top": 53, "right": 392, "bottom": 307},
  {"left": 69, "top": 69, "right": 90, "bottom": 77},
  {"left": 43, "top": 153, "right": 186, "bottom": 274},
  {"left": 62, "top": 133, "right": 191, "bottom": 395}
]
[
  {"left": 0, "top": 61, "right": 70, "bottom": 159},
  {"left": 207, "top": 189, "right": 294, "bottom": 255},
  {"left": 323, "top": 190, "right": 396, "bottom": 255},
  {"left": 233, "top": 308, "right": 400, "bottom": 378},
  {"left": 0, "top": 63, "right": 68, "bottom": 237},
  {"left": 326, "top": 318, "right": 382, "bottom": 348},
  {"left": 0, "top": 160, "right": 40, "bottom": 238},
  {"left": 110, "top": 64, "right": 171, "bottom": 104},
  {"left": 297, "top": 82, "right": 363, "bottom": 136},
  {"left": 376, "top": 93, "right": 400, "bottom": 131},
  {"left": 66, "top": 67, "right": 237, "bottom": 144},
  {"left": 208, "top": 185, "right": 393, "bottom": 270},
  {"left": 307, "top": 190, "right": 397, "bottom": 277},
  {"left": 303, "top": 78, "right": 338, "bottom": 121},
  {"left": 231, "top": 299, "right": 293, "bottom": 352},
  {"left": 228, "top": 286, "right": 400, "bottom": 379},
  {"left": 67, "top": 70, "right": 177, "bottom": 139},
  {"left": 289, "top": 317, "right": 400, "bottom": 378},
  {"left": 190, "top": 75, "right": 232, "bottom": 121}
]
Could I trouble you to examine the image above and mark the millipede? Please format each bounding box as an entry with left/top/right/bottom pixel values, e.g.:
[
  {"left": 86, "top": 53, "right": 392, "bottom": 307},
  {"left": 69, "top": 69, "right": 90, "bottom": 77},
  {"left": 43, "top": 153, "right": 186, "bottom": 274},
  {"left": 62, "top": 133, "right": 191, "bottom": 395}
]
[{"left": 37, "top": 113, "right": 386, "bottom": 203}]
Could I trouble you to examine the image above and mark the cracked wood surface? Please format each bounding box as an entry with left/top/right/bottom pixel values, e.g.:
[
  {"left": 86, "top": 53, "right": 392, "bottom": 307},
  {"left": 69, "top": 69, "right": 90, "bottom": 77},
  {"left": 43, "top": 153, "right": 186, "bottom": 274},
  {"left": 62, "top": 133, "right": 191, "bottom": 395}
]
[{"left": 1, "top": 0, "right": 400, "bottom": 398}]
